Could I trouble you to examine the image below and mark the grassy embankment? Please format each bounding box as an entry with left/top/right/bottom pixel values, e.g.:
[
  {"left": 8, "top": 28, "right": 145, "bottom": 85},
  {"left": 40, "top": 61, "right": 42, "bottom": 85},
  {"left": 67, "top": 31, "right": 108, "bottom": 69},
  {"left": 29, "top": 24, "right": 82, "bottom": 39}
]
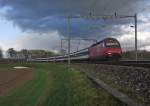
[{"left": 0, "top": 63, "right": 124, "bottom": 106}]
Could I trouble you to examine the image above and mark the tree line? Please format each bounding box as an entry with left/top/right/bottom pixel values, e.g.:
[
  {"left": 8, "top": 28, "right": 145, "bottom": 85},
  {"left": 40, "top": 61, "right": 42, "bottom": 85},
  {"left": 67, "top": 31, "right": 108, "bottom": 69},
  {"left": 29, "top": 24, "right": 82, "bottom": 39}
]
[
  {"left": 0, "top": 49, "right": 2, "bottom": 59},
  {"left": 6, "top": 48, "right": 58, "bottom": 60}
]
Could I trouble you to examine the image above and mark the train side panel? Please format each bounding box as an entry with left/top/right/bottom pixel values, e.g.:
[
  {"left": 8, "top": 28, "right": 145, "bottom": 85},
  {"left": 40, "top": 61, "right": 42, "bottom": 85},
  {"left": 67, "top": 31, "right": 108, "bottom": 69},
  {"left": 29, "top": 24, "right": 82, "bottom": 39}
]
[{"left": 88, "top": 41, "right": 106, "bottom": 59}]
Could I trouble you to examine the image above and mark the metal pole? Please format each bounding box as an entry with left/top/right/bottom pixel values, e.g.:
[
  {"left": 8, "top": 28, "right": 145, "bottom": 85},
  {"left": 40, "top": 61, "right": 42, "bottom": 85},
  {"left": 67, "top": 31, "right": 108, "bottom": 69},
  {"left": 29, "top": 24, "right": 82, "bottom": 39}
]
[
  {"left": 134, "top": 13, "right": 138, "bottom": 61},
  {"left": 67, "top": 16, "right": 71, "bottom": 65},
  {"left": 61, "top": 39, "right": 62, "bottom": 52},
  {"left": 77, "top": 39, "right": 80, "bottom": 51}
]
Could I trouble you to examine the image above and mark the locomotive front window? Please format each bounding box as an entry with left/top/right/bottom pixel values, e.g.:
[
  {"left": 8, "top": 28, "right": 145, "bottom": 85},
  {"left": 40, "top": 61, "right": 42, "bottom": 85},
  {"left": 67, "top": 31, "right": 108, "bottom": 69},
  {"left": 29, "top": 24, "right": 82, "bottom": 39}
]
[{"left": 105, "top": 39, "right": 120, "bottom": 48}]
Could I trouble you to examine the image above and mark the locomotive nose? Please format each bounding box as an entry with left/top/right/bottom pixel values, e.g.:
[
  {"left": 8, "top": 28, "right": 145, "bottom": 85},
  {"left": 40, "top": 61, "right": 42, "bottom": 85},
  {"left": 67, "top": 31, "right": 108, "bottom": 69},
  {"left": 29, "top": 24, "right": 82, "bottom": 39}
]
[
  {"left": 105, "top": 48, "right": 122, "bottom": 57},
  {"left": 106, "top": 51, "right": 121, "bottom": 55}
]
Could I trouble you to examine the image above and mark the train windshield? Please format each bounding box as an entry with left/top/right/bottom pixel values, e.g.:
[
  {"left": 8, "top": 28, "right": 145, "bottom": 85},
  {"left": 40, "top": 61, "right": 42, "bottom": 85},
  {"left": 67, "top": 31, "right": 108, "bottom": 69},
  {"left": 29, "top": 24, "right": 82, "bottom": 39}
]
[{"left": 105, "top": 39, "right": 120, "bottom": 48}]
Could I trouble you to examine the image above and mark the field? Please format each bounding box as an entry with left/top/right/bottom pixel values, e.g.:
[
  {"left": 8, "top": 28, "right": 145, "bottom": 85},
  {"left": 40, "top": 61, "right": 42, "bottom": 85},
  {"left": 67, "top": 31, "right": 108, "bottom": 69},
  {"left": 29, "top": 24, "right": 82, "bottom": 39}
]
[{"left": 0, "top": 63, "right": 124, "bottom": 106}]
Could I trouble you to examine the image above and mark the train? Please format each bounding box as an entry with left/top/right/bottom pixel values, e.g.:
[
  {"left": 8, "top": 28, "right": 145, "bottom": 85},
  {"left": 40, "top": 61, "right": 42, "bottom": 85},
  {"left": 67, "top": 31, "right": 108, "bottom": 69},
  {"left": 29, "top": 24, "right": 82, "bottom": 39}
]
[{"left": 31, "top": 38, "right": 122, "bottom": 62}]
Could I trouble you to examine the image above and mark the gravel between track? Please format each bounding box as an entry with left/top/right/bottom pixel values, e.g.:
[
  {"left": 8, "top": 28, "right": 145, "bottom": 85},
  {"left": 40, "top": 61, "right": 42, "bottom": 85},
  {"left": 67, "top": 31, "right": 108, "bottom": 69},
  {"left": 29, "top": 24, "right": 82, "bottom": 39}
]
[{"left": 73, "top": 63, "right": 150, "bottom": 105}]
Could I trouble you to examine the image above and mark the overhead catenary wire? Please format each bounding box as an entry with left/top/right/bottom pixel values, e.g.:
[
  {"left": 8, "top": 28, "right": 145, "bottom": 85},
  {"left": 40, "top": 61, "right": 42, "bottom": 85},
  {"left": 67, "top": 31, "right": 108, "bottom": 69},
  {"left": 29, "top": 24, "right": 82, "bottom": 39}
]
[{"left": 64, "top": 0, "right": 149, "bottom": 62}]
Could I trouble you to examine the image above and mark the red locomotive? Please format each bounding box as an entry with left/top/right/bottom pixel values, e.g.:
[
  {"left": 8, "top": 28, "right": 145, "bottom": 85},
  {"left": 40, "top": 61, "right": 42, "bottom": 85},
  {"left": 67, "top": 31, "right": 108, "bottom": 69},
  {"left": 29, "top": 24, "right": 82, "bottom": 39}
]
[{"left": 88, "top": 38, "right": 122, "bottom": 60}]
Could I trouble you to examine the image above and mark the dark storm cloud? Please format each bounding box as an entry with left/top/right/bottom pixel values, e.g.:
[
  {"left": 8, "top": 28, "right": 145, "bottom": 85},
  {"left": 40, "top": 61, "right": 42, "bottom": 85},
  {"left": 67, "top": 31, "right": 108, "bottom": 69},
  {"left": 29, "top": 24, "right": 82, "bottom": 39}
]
[{"left": 0, "top": 0, "right": 149, "bottom": 38}]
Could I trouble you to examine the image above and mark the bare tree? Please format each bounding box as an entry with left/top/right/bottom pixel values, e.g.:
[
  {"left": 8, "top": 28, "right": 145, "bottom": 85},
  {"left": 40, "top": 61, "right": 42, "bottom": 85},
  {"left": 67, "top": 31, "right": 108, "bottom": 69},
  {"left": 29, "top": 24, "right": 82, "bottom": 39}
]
[
  {"left": 7, "top": 48, "right": 17, "bottom": 59},
  {"left": 0, "top": 49, "right": 3, "bottom": 59},
  {"left": 20, "top": 49, "right": 28, "bottom": 60}
]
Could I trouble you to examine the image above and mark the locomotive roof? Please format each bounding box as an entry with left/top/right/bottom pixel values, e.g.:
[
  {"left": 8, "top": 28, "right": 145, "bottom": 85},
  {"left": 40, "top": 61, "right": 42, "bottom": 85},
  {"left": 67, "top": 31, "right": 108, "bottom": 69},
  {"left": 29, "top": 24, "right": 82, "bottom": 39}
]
[{"left": 91, "top": 37, "right": 118, "bottom": 47}]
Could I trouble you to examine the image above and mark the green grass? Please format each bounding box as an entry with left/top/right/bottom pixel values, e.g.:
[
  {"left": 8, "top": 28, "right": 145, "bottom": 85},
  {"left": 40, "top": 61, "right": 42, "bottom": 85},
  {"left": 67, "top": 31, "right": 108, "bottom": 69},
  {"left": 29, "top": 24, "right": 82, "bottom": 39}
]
[{"left": 0, "top": 63, "right": 124, "bottom": 106}]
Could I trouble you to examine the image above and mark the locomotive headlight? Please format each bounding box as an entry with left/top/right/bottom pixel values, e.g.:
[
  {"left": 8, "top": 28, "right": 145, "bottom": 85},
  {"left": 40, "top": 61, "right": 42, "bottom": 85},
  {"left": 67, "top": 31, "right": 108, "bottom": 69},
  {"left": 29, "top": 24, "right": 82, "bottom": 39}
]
[{"left": 107, "top": 52, "right": 112, "bottom": 55}]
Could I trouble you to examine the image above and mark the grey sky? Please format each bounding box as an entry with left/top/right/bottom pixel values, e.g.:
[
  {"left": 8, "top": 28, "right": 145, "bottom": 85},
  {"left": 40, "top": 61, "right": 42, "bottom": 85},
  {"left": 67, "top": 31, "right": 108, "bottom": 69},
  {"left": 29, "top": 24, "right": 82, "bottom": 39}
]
[{"left": 0, "top": 0, "right": 150, "bottom": 52}]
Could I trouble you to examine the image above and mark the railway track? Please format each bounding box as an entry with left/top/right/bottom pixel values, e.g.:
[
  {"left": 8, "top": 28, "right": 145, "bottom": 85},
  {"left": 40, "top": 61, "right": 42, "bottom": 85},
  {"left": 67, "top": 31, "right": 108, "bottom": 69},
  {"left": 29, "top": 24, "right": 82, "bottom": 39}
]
[
  {"left": 31, "top": 58, "right": 150, "bottom": 68},
  {"left": 82, "top": 70, "right": 144, "bottom": 106},
  {"left": 89, "top": 60, "right": 150, "bottom": 68},
  {"left": 73, "top": 63, "right": 150, "bottom": 106}
]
